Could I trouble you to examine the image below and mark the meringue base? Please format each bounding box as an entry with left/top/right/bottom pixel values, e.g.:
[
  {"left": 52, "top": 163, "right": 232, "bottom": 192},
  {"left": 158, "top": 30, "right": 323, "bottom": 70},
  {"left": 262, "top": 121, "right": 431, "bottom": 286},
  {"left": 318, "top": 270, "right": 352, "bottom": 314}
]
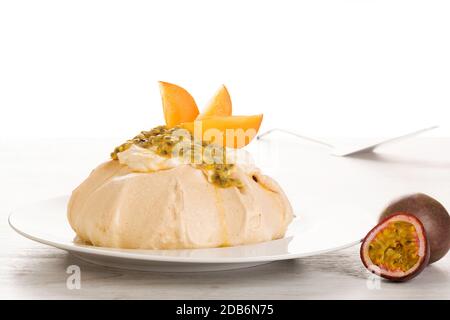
[{"left": 67, "top": 161, "right": 293, "bottom": 249}]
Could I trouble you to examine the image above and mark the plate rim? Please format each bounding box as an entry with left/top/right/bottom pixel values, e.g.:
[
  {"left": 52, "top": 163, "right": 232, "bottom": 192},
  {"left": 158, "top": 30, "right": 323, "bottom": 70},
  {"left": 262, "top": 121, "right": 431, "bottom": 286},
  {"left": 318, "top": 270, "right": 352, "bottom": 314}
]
[{"left": 9, "top": 196, "right": 362, "bottom": 264}]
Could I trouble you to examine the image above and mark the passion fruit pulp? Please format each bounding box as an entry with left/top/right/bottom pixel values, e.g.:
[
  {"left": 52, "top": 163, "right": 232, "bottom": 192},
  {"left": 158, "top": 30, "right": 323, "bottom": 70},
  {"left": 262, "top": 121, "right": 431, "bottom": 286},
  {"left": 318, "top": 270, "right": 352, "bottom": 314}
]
[
  {"left": 360, "top": 213, "right": 430, "bottom": 282},
  {"left": 379, "top": 193, "right": 450, "bottom": 264}
]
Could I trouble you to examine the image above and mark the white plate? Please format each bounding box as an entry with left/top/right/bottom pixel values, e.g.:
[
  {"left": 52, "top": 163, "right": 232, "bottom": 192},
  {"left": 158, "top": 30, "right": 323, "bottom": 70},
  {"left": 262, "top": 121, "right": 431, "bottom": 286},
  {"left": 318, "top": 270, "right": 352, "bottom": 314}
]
[
  {"left": 12, "top": 137, "right": 447, "bottom": 272},
  {"left": 9, "top": 195, "right": 371, "bottom": 272}
]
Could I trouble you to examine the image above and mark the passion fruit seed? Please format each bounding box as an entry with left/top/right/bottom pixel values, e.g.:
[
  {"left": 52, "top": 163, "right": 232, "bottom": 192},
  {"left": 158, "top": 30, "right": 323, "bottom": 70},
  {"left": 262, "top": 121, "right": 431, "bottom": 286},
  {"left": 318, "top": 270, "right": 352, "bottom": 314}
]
[
  {"left": 367, "top": 221, "right": 420, "bottom": 272},
  {"left": 111, "top": 125, "right": 242, "bottom": 188}
]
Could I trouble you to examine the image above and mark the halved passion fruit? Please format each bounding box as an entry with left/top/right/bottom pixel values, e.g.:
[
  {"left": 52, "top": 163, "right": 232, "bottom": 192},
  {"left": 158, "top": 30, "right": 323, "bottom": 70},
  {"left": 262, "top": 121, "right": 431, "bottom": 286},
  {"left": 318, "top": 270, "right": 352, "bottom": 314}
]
[
  {"left": 380, "top": 193, "right": 450, "bottom": 264},
  {"left": 360, "top": 213, "right": 430, "bottom": 282}
]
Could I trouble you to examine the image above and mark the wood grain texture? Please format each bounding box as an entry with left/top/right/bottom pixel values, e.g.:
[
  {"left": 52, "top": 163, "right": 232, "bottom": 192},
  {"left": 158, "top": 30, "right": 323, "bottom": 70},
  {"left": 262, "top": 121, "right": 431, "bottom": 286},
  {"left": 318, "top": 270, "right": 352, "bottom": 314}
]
[{"left": 1, "top": 139, "right": 449, "bottom": 299}]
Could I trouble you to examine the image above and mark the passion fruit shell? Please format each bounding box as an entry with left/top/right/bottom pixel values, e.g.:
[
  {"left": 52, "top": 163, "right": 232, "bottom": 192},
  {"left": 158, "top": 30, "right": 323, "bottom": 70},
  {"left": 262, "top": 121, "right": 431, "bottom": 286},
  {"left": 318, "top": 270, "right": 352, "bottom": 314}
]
[
  {"left": 360, "top": 213, "right": 430, "bottom": 282},
  {"left": 379, "top": 193, "right": 450, "bottom": 264}
]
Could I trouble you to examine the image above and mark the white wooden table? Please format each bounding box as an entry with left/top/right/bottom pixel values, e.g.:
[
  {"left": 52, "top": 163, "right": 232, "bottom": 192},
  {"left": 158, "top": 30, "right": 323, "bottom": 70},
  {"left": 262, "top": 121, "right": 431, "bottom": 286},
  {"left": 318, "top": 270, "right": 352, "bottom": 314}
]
[{"left": 1, "top": 138, "right": 449, "bottom": 299}]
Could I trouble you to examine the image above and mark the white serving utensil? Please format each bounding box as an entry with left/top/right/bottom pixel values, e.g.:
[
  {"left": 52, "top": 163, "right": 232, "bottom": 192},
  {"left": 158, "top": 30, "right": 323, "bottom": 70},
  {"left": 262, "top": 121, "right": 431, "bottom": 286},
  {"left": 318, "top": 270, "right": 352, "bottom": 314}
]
[{"left": 257, "top": 126, "right": 438, "bottom": 157}]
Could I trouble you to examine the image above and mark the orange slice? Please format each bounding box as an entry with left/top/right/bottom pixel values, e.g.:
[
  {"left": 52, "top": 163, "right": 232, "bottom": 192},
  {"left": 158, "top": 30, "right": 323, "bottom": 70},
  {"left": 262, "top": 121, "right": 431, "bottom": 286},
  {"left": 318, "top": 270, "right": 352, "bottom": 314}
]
[
  {"left": 181, "top": 114, "right": 263, "bottom": 148},
  {"left": 159, "top": 81, "right": 199, "bottom": 128},
  {"left": 197, "top": 85, "right": 232, "bottom": 119}
]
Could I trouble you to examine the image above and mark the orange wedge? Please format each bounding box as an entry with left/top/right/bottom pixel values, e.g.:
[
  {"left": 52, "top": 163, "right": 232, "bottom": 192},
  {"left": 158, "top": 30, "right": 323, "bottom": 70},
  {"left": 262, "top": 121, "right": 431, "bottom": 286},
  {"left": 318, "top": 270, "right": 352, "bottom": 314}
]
[
  {"left": 197, "top": 85, "right": 232, "bottom": 119},
  {"left": 159, "top": 81, "right": 199, "bottom": 128},
  {"left": 181, "top": 114, "right": 263, "bottom": 148}
]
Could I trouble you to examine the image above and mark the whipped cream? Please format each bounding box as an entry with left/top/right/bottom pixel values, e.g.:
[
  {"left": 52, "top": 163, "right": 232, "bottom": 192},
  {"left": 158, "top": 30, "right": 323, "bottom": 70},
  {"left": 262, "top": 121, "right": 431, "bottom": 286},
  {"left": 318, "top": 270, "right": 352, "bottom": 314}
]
[
  {"left": 117, "top": 144, "right": 257, "bottom": 175},
  {"left": 117, "top": 145, "right": 188, "bottom": 172}
]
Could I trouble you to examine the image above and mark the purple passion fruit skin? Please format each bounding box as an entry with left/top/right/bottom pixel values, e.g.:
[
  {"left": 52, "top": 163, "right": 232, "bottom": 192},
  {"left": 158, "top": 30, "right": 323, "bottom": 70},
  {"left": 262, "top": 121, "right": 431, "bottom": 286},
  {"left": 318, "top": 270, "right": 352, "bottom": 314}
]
[
  {"left": 379, "top": 193, "right": 450, "bottom": 264},
  {"left": 360, "top": 213, "right": 430, "bottom": 282}
]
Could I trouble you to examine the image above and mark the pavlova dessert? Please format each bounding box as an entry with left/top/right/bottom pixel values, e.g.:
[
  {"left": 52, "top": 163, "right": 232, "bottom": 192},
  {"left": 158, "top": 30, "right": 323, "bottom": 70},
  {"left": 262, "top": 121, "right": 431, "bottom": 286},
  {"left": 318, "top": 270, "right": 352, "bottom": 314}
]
[{"left": 68, "top": 82, "right": 293, "bottom": 249}]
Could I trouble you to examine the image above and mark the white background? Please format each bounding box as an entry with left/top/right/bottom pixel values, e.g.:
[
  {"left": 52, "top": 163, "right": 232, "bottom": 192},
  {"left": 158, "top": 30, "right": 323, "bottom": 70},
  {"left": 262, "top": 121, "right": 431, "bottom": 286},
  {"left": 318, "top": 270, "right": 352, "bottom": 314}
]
[
  {"left": 1, "top": 1, "right": 450, "bottom": 299},
  {"left": 1, "top": 0, "right": 450, "bottom": 139}
]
